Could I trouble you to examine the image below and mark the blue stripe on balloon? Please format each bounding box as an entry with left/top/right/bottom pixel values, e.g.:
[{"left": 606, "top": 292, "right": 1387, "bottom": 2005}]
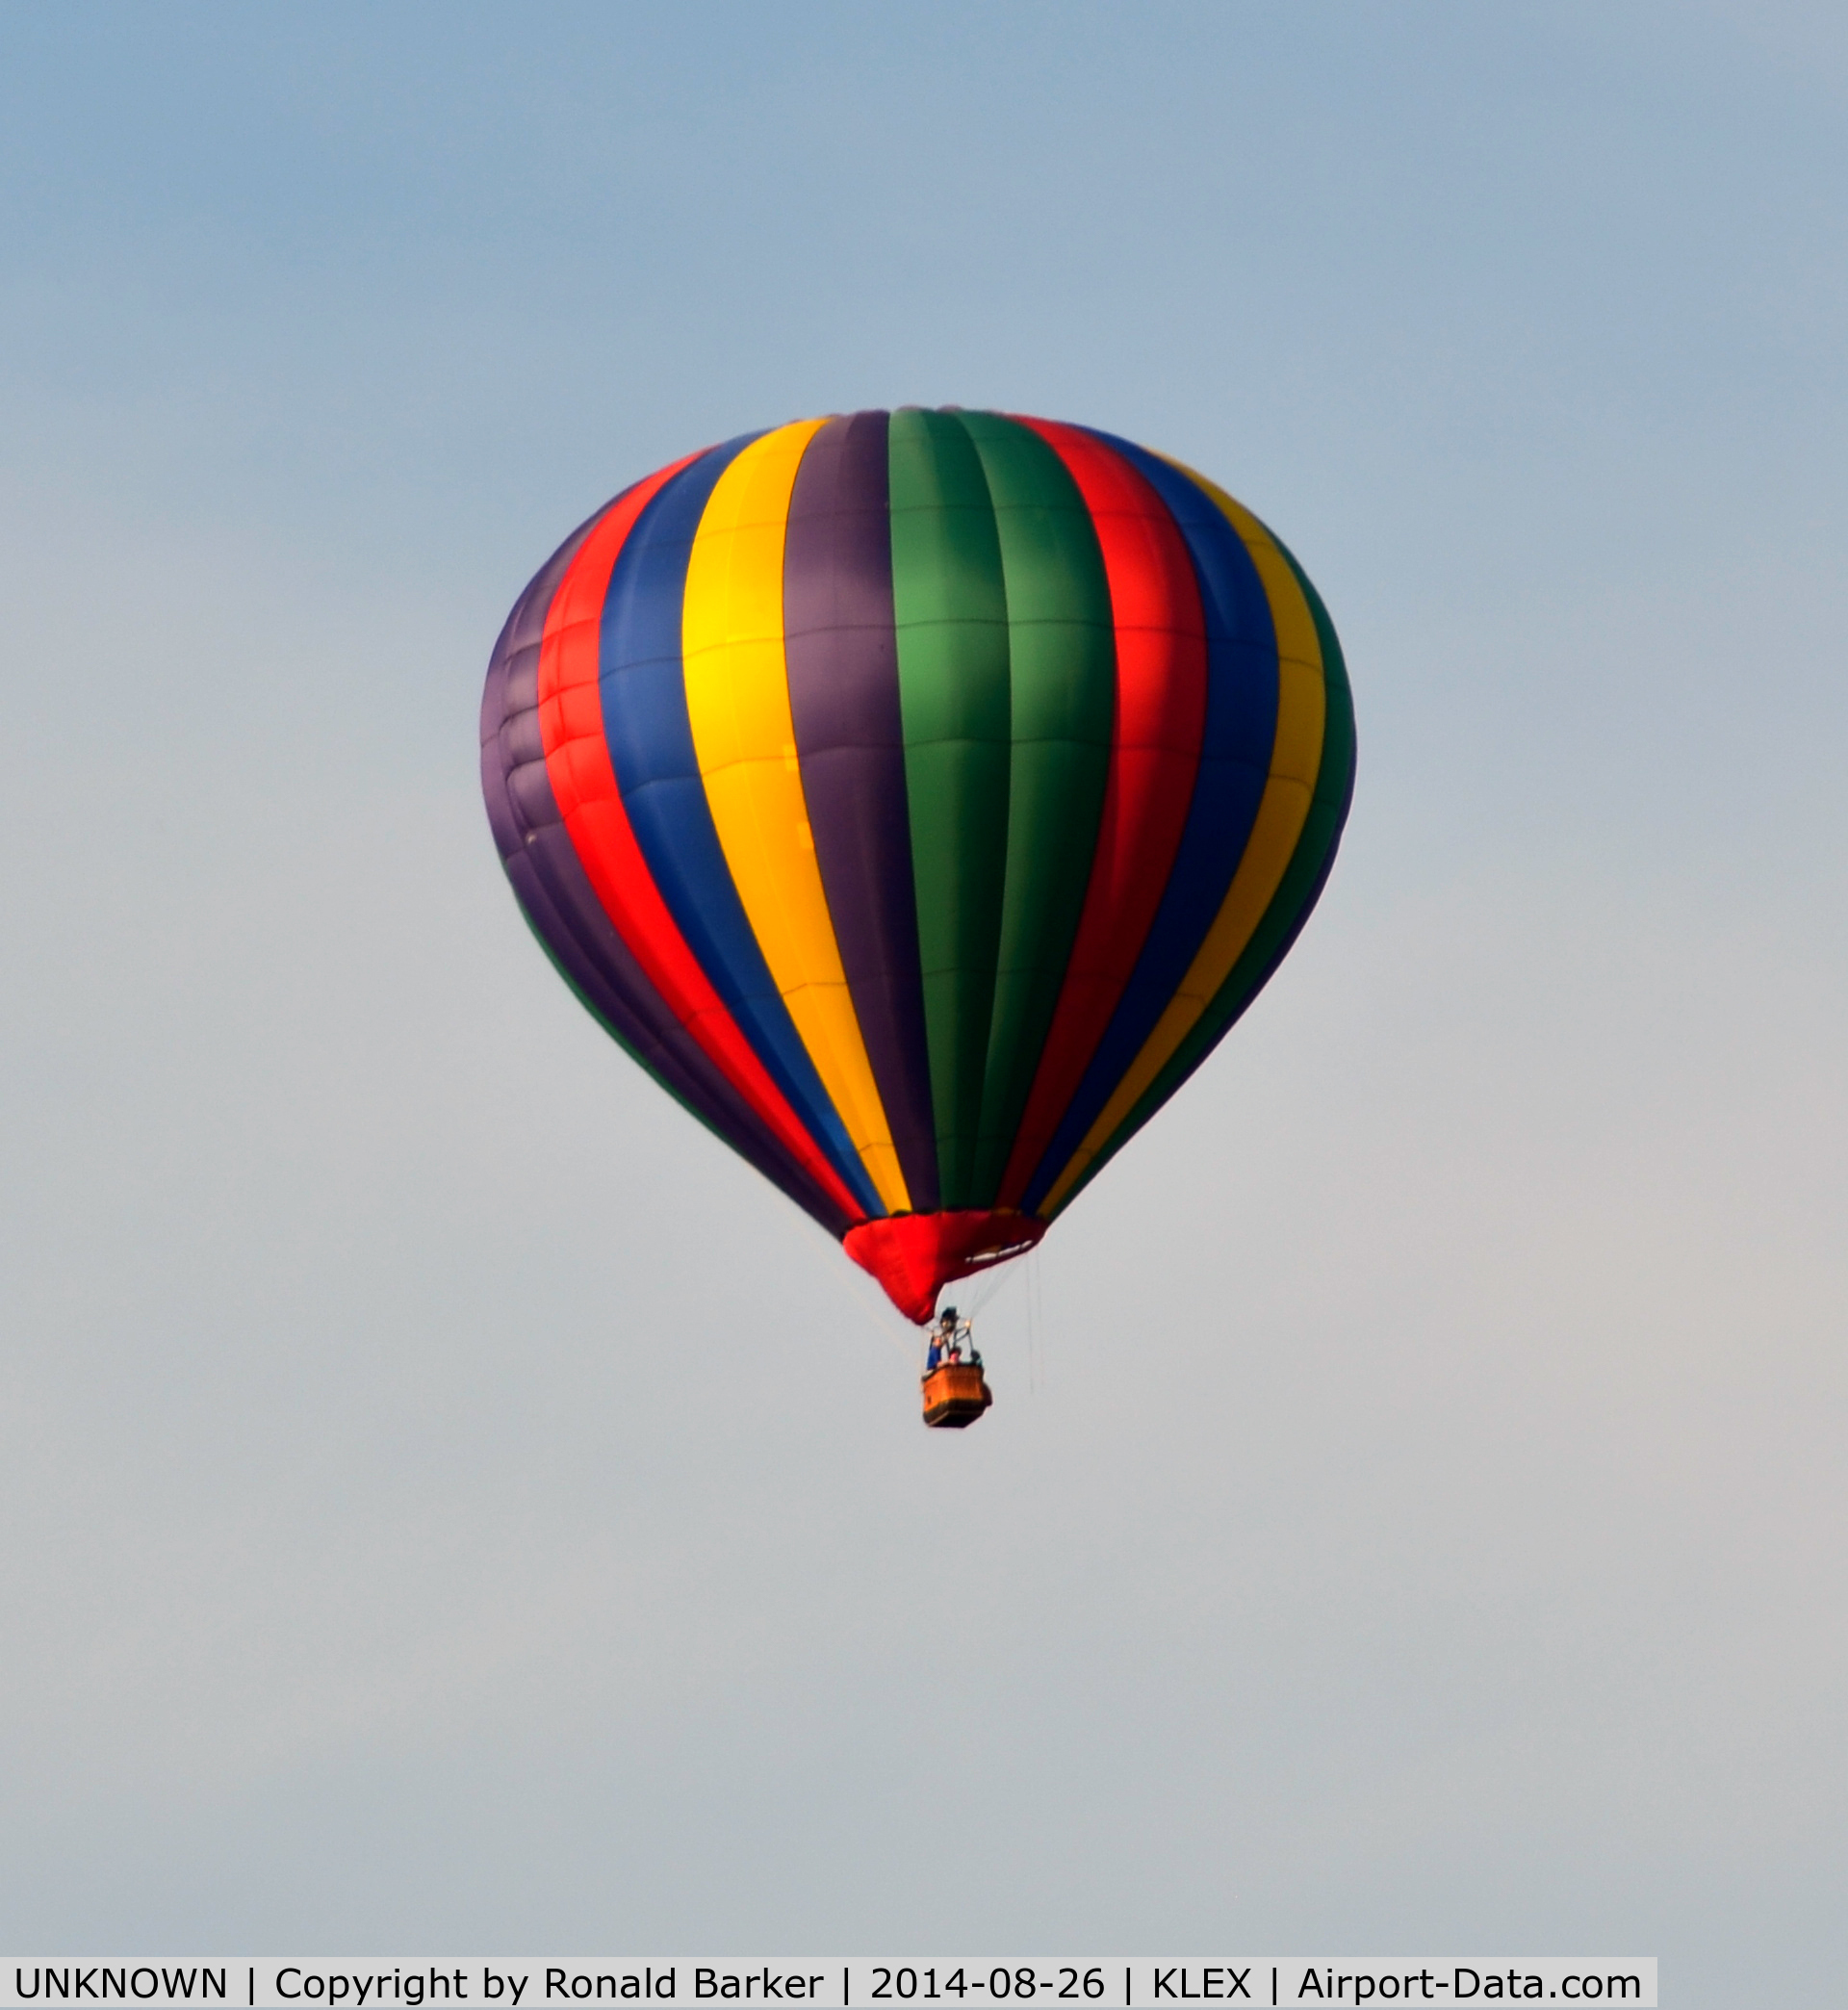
[
  {"left": 1019, "top": 429, "right": 1280, "bottom": 1215},
  {"left": 598, "top": 435, "right": 885, "bottom": 1218}
]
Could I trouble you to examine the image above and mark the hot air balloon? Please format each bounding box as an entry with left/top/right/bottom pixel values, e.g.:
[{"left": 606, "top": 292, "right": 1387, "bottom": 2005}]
[{"left": 480, "top": 409, "right": 1354, "bottom": 1424}]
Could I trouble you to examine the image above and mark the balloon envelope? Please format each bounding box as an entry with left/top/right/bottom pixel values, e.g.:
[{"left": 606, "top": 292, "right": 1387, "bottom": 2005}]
[{"left": 480, "top": 409, "right": 1354, "bottom": 1322}]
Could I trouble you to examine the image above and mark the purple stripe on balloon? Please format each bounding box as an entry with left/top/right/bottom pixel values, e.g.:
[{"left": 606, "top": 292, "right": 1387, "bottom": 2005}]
[
  {"left": 481, "top": 506, "right": 858, "bottom": 1238},
  {"left": 481, "top": 502, "right": 606, "bottom": 854},
  {"left": 505, "top": 832, "right": 855, "bottom": 1238},
  {"left": 783, "top": 410, "right": 940, "bottom": 1213}
]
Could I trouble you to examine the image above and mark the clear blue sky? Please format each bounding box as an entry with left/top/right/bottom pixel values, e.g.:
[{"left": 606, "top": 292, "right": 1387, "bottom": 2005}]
[{"left": 2, "top": 5, "right": 1843, "bottom": 1997}]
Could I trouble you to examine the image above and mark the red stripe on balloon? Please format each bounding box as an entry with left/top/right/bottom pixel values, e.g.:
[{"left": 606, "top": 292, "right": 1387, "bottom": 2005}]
[
  {"left": 995, "top": 417, "right": 1211, "bottom": 1208},
  {"left": 536, "top": 454, "right": 869, "bottom": 1225}
]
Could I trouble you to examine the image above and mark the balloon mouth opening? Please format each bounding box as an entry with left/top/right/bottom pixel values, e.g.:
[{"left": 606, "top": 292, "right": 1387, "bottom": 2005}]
[
  {"left": 843, "top": 1209, "right": 1049, "bottom": 1325},
  {"left": 963, "top": 1237, "right": 1039, "bottom": 1267}
]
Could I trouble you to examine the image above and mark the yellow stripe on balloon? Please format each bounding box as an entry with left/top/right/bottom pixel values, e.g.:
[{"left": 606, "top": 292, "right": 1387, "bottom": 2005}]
[
  {"left": 680, "top": 420, "right": 912, "bottom": 1214},
  {"left": 1038, "top": 463, "right": 1327, "bottom": 1215}
]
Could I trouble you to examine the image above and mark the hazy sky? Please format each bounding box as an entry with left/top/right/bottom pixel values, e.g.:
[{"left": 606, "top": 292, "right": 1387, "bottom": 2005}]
[{"left": 2, "top": 4, "right": 1844, "bottom": 1997}]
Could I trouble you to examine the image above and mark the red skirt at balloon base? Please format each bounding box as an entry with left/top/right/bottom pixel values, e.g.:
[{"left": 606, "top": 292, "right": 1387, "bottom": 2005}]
[{"left": 843, "top": 1208, "right": 1048, "bottom": 1324}]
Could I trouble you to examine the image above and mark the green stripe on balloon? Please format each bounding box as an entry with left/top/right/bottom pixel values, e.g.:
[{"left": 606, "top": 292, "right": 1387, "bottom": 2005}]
[
  {"left": 1048, "top": 533, "right": 1356, "bottom": 1219},
  {"left": 958, "top": 412, "right": 1116, "bottom": 1203},
  {"left": 888, "top": 408, "right": 1013, "bottom": 1207}
]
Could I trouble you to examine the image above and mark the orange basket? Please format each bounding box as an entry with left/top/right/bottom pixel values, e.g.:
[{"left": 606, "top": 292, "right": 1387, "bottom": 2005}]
[{"left": 921, "top": 1361, "right": 992, "bottom": 1429}]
